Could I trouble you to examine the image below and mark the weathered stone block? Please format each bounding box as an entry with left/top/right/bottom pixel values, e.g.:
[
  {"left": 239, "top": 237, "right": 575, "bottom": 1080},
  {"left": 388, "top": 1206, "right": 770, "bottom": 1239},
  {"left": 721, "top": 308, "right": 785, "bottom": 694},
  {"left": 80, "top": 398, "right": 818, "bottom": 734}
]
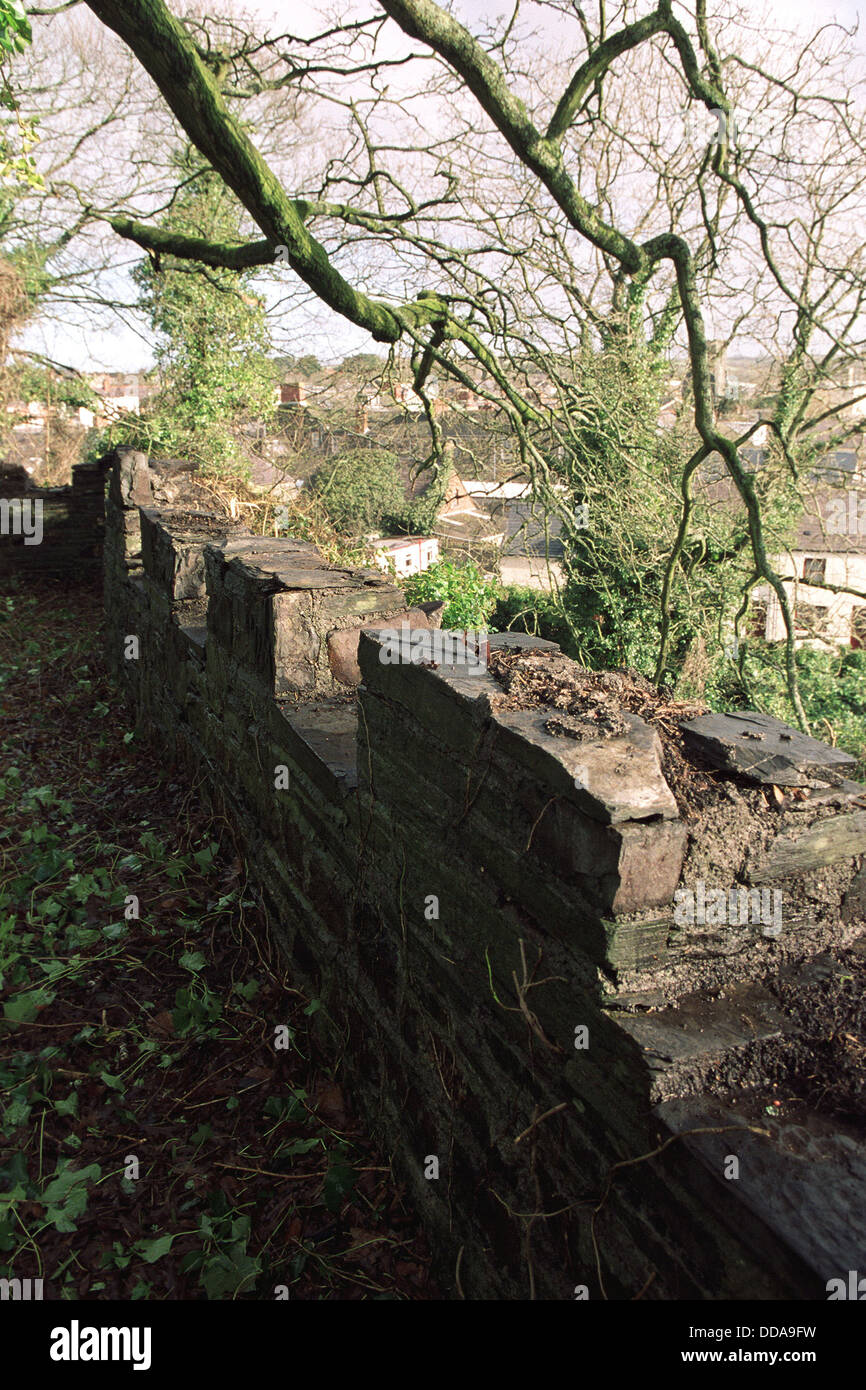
[
  {"left": 610, "top": 820, "right": 689, "bottom": 914},
  {"left": 107, "top": 449, "right": 154, "bottom": 510},
  {"left": 273, "top": 591, "right": 319, "bottom": 693},
  {"left": 681, "top": 710, "right": 858, "bottom": 786},
  {"left": 141, "top": 508, "right": 228, "bottom": 600},
  {"left": 327, "top": 608, "right": 437, "bottom": 686},
  {"left": 491, "top": 707, "right": 680, "bottom": 825}
]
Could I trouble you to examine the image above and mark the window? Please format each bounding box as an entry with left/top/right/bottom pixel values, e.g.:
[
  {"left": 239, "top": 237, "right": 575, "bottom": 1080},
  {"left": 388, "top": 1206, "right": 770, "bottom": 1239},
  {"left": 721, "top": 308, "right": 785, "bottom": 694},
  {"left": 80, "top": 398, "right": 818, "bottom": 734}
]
[
  {"left": 749, "top": 601, "right": 768, "bottom": 639},
  {"left": 852, "top": 607, "right": 866, "bottom": 650},
  {"left": 794, "top": 602, "right": 828, "bottom": 638},
  {"left": 803, "top": 557, "right": 826, "bottom": 584}
]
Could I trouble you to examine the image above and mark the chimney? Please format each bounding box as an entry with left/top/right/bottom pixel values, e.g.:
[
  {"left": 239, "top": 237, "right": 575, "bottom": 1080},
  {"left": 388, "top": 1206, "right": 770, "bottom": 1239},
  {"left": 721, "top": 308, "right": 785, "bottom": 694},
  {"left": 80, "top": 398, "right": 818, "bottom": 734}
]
[{"left": 281, "top": 381, "right": 306, "bottom": 405}]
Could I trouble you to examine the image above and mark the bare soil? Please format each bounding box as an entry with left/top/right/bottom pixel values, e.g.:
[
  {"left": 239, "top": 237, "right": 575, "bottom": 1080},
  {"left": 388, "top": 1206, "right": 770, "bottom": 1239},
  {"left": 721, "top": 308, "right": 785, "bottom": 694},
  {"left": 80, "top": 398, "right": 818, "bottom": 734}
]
[
  {"left": 771, "top": 946, "right": 866, "bottom": 1124},
  {"left": 151, "top": 509, "right": 240, "bottom": 538}
]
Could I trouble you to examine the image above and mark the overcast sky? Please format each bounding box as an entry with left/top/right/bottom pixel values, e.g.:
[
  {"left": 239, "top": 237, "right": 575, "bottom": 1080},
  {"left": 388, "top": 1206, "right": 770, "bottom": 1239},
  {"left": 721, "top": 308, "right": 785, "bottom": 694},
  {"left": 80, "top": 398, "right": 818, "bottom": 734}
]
[{"left": 22, "top": 0, "right": 866, "bottom": 374}]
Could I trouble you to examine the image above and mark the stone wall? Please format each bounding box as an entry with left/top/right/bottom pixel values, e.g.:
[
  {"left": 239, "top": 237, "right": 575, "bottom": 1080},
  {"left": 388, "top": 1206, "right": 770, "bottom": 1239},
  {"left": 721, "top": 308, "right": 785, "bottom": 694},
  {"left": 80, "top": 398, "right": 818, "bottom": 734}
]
[
  {"left": 11, "top": 449, "right": 866, "bottom": 1300},
  {"left": 0, "top": 458, "right": 108, "bottom": 575}
]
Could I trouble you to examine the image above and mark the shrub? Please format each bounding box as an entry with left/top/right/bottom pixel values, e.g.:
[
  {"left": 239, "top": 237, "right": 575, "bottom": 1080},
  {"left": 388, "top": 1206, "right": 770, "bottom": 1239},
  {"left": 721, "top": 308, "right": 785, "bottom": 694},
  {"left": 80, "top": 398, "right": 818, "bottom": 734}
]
[
  {"left": 491, "top": 585, "right": 579, "bottom": 657},
  {"left": 309, "top": 447, "right": 406, "bottom": 536},
  {"left": 403, "top": 558, "right": 500, "bottom": 630},
  {"left": 708, "top": 643, "right": 866, "bottom": 777},
  {"left": 382, "top": 465, "right": 452, "bottom": 537}
]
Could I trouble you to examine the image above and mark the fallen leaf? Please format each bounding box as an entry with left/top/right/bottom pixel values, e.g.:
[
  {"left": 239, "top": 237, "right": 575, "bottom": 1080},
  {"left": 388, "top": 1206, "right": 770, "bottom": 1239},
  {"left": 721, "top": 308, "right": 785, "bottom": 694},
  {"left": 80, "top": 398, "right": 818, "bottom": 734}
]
[{"left": 315, "top": 1081, "right": 347, "bottom": 1127}]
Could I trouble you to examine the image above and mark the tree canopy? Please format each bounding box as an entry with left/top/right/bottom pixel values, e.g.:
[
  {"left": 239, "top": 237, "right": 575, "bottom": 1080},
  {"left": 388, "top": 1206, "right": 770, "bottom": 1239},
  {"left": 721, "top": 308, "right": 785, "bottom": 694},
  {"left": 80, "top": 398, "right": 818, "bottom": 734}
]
[
  {"left": 119, "top": 148, "right": 277, "bottom": 474},
  {"left": 14, "top": 0, "right": 866, "bottom": 721}
]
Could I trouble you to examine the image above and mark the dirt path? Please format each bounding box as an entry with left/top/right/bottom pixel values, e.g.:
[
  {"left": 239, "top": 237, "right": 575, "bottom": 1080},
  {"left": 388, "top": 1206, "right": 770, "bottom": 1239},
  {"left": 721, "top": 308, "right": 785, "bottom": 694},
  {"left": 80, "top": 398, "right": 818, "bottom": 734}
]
[{"left": 0, "top": 576, "right": 436, "bottom": 1300}]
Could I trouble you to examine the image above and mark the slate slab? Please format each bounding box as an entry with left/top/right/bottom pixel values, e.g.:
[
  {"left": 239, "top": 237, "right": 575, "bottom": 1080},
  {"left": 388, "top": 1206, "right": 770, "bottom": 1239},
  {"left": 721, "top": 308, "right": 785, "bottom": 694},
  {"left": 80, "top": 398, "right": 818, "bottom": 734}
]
[
  {"left": 488, "top": 632, "right": 560, "bottom": 653},
  {"left": 680, "top": 710, "right": 857, "bottom": 786},
  {"left": 655, "top": 1096, "right": 866, "bottom": 1286},
  {"left": 749, "top": 810, "right": 866, "bottom": 882},
  {"left": 619, "top": 982, "right": 789, "bottom": 1099},
  {"left": 493, "top": 706, "right": 681, "bottom": 824}
]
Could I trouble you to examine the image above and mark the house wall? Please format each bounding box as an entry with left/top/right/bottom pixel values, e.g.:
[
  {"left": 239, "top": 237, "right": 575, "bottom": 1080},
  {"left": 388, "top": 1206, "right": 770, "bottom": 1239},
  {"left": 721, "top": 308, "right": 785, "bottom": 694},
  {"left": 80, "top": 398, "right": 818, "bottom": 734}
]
[
  {"left": 373, "top": 536, "right": 439, "bottom": 576},
  {"left": 761, "top": 551, "right": 866, "bottom": 646},
  {"left": 498, "top": 556, "right": 565, "bottom": 591}
]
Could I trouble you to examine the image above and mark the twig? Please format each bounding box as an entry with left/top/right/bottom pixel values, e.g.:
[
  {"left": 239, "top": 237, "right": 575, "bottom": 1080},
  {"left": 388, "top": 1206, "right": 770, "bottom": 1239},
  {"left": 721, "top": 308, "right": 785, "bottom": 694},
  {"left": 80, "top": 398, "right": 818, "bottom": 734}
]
[
  {"left": 591, "top": 1124, "right": 770, "bottom": 1298},
  {"left": 514, "top": 1101, "right": 568, "bottom": 1145}
]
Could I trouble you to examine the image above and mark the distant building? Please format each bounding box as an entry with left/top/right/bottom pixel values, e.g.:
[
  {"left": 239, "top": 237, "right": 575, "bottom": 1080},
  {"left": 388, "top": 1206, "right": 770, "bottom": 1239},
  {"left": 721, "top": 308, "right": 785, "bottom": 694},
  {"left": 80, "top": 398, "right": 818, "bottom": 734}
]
[
  {"left": 372, "top": 535, "right": 440, "bottom": 576},
  {"left": 494, "top": 495, "right": 565, "bottom": 591},
  {"left": 463, "top": 480, "right": 533, "bottom": 500},
  {"left": 755, "top": 489, "right": 866, "bottom": 649},
  {"left": 86, "top": 371, "right": 155, "bottom": 429}
]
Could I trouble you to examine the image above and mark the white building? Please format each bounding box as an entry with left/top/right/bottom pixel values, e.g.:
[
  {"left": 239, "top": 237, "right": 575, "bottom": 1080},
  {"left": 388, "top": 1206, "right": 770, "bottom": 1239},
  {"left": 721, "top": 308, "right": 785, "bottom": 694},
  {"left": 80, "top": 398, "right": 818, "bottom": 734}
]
[
  {"left": 463, "top": 480, "right": 533, "bottom": 500},
  {"left": 755, "top": 489, "right": 866, "bottom": 649},
  {"left": 372, "top": 535, "right": 440, "bottom": 576}
]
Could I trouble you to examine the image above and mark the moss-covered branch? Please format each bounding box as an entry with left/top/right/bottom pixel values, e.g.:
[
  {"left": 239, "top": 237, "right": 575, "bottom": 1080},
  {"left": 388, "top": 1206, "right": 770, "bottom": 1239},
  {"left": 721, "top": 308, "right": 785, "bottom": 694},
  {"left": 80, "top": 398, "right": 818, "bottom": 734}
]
[
  {"left": 546, "top": 8, "right": 669, "bottom": 141},
  {"left": 111, "top": 217, "right": 276, "bottom": 269},
  {"left": 84, "top": 0, "right": 820, "bottom": 721},
  {"left": 86, "top": 0, "right": 419, "bottom": 342}
]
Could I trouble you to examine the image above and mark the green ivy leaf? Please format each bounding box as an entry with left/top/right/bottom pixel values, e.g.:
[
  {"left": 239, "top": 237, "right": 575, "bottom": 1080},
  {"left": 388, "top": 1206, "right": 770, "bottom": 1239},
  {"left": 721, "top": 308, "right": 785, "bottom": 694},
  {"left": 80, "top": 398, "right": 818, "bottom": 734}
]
[
  {"left": 200, "top": 1248, "right": 261, "bottom": 1300},
  {"left": 136, "top": 1233, "right": 175, "bottom": 1263},
  {"left": 178, "top": 951, "right": 206, "bottom": 973},
  {"left": 322, "top": 1157, "right": 357, "bottom": 1213},
  {"left": 54, "top": 1091, "right": 79, "bottom": 1118},
  {"left": 4, "top": 987, "right": 54, "bottom": 1023}
]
